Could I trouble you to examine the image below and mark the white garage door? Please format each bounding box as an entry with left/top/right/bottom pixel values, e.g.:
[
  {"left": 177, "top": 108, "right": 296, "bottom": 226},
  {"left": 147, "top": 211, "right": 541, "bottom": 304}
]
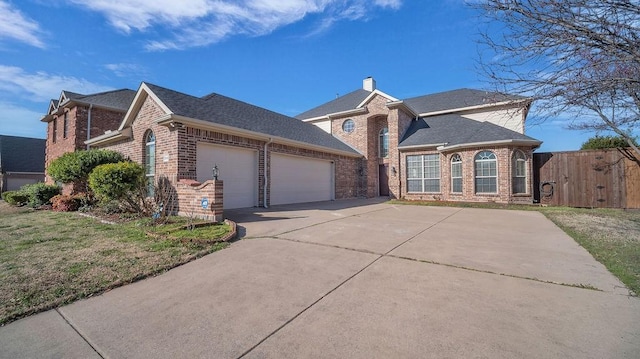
[
  {"left": 6, "top": 177, "right": 39, "bottom": 191},
  {"left": 196, "top": 143, "right": 257, "bottom": 209},
  {"left": 270, "top": 154, "right": 334, "bottom": 206}
]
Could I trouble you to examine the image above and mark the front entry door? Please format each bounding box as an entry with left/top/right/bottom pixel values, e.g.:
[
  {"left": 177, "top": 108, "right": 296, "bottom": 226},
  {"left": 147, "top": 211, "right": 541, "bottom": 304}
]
[{"left": 379, "top": 164, "right": 389, "bottom": 196}]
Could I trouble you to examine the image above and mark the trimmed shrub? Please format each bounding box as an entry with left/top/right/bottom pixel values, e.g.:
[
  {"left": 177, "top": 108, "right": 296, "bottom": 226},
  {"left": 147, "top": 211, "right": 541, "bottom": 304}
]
[
  {"left": 47, "top": 149, "right": 126, "bottom": 193},
  {"left": 19, "top": 183, "right": 61, "bottom": 207},
  {"left": 50, "top": 194, "right": 81, "bottom": 212},
  {"left": 2, "top": 191, "right": 29, "bottom": 206},
  {"left": 581, "top": 135, "right": 638, "bottom": 150},
  {"left": 89, "top": 161, "right": 145, "bottom": 201}
]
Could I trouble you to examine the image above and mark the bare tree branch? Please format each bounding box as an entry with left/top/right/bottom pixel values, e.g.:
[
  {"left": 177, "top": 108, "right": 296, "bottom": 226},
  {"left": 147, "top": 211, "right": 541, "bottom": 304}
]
[{"left": 472, "top": 0, "right": 640, "bottom": 155}]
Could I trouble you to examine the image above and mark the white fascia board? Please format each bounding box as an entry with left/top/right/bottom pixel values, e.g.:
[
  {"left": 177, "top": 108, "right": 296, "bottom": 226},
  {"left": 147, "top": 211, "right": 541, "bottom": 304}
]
[
  {"left": 386, "top": 100, "right": 418, "bottom": 117},
  {"left": 85, "top": 127, "right": 133, "bottom": 146},
  {"left": 356, "top": 90, "right": 399, "bottom": 108},
  {"left": 398, "top": 143, "right": 447, "bottom": 151},
  {"left": 117, "top": 82, "right": 172, "bottom": 131},
  {"left": 159, "top": 115, "right": 363, "bottom": 158},
  {"left": 301, "top": 107, "right": 368, "bottom": 122},
  {"left": 418, "top": 99, "right": 532, "bottom": 118},
  {"left": 436, "top": 139, "right": 542, "bottom": 152}
]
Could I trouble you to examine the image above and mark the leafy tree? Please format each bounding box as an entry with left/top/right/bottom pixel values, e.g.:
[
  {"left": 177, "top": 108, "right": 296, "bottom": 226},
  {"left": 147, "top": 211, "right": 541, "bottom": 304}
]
[
  {"left": 473, "top": 0, "right": 640, "bottom": 156},
  {"left": 47, "top": 149, "right": 125, "bottom": 192},
  {"left": 581, "top": 135, "right": 638, "bottom": 150}
]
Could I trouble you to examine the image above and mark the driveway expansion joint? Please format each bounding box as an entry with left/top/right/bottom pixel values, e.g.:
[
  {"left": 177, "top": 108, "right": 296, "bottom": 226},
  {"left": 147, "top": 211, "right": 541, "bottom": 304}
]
[
  {"left": 55, "top": 308, "right": 105, "bottom": 359},
  {"left": 237, "top": 207, "right": 465, "bottom": 358}
]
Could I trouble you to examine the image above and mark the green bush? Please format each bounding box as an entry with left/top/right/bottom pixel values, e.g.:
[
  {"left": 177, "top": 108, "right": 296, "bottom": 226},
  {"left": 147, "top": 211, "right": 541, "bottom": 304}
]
[
  {"left": 47, "top": 150, "right": 126, "bottom": 192},
  {"left": 89, "top": 161, "right": 145, "bottom": 201},
  {"left": 581, "top": 135, "right": 638, "bottom": 150},
  {"left": 19, "top": 183, "right": 61, "bottom": 207},
  {"left": 2, "top": 191, "right": 29, "bottom": 206}
]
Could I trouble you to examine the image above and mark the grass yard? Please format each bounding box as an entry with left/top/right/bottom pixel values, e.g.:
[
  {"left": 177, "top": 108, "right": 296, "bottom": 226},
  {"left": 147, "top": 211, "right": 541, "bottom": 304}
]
[
  {"left": 540, "top": 207, "right": 640, "bottom": 296},
  {"left": 390, "top": 200, "right": 640, "bottom": 295},
  {"left": 0, "top": 201, "right": 231, "bottom": 325}
]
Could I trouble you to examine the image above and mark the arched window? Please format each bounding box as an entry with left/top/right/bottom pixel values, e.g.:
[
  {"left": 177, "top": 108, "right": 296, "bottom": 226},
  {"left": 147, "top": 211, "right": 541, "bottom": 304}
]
[
  {"left": 379, "top": 127, "right": 389, "bottom": 158},
  {"left": 475, "top": 151, "right": 497, "bottom": 193},
  {"left": 512, "top": 150, "right": 527, "bottom": 194},
  {"left": 451, "top": 154, "right": 462, "bottom": 193},
  {"left": 144, "top": 131, "right": 156, "bottom": 197}
]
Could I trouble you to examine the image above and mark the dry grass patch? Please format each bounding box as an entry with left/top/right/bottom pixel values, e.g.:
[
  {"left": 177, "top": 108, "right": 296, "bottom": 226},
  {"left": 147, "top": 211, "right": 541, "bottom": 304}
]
[
  {"left": 0, "top": 201, "right": 230, "bottom": 325},
  {"left": 540, "top": 207, "right": 640, "bottom": 295}
]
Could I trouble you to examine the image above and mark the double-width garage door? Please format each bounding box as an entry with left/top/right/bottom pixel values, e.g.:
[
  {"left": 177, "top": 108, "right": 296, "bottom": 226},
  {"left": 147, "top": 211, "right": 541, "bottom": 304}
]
[
  {"left": 196, "top": 143, "right": 257, "bottom": 209},
  {"left": 270, "top": 154, "right": 334, "bottom": 206}
]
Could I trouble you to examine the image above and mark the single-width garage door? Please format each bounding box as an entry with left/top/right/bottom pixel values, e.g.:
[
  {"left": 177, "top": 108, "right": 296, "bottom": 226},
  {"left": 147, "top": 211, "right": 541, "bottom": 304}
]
[
  {"left": 196, "top": 143, "right": 257, "bottom": 209},
  {"left": 270, "top": 154, "right": 334, "bottom": 206},
  {"left": 6, "top": 177, "right": 39, "bottom": 191}
]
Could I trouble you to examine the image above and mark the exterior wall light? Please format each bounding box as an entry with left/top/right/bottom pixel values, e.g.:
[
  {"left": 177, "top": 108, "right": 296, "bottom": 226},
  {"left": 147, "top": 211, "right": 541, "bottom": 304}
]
[{"left": 212, "top": 164, "right": 219, "bottom": 180}]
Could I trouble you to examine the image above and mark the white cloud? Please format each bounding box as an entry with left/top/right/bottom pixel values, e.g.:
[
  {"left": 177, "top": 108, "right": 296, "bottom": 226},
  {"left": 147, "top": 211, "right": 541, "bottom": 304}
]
[
  {"left": 0, "top": 1, "right": 46, "bottom": 48},
  {"left": 0, "top": 102, "right": 46, "bottom": 138},
  {"left": 0, "top": 65, "right": 112, "bottom": 102},
  {"left": 67, "top": 0, "right": 402, "bottom": 51},
  {"left": 104, "top": 63, "right": 149, "bottom": 78}
]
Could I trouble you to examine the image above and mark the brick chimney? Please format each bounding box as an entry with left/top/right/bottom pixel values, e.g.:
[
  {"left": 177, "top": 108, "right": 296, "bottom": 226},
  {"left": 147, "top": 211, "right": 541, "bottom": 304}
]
[{"left": 363, "top": 77, "right": 376, "bottom": 92}]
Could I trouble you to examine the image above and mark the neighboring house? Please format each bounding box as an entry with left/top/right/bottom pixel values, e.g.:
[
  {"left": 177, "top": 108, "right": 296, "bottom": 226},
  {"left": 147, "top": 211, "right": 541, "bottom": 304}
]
[
  {"left": 0, "top": 135, "right": 45, "bottom": 193},
  {"left": 41, "top": 88, "right": 136, "bottom": 187},
  {"left": 44, "top": 77, "right": 541, "bottom": 211},
  {"left": 297, "top": 77, "right": 542, "bottom": 203}
]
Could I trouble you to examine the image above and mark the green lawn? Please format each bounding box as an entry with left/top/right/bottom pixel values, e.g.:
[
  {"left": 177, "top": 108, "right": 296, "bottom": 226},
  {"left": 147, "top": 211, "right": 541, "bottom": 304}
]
[
  {"left": 390, "top": 200, "right": 640, "bottom": 296},
  {"left": 0, "top": 202, "right": 231, "bottom": 325}
]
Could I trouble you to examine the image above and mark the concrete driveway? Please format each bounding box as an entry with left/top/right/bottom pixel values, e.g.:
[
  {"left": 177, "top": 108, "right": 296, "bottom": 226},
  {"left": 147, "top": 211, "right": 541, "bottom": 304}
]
[{"left": 1, "top": 199, "right": 638, "bottom": 358}]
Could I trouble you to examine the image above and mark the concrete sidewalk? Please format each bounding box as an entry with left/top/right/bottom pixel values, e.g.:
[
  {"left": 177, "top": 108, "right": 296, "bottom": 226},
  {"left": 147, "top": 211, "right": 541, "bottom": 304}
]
[{"left": 1, "top": 201, "right": 638, "bottom": 358}]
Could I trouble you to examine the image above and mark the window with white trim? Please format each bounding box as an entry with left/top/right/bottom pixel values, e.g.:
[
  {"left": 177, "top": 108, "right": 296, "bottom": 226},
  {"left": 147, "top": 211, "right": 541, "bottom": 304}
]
[
  {"left": 342, "top": 119, "right": 355, "bottom": 133},
  {"left": 407, "top": 154, "right": 440, "bottom": 193},
  {"left": 379, "top": 127, "right": 389, "bottom": 158},
  {"left": 474, "top": 151, "right": 497, "bottom": 193},
  {"left": 63, "top": 112, "right": 68, "bottom": 139},
  {"left": 52, "top": 119, "right": 57, "bottom": 143},
  {"left": 145, "top": 131, "right": 156, "bottom": 197},
  {"left": 512, "top": 150, "right": 527, "bottom": 194},
  {"left": 451, "top": 154, "right": 462, "bottom": 193}
]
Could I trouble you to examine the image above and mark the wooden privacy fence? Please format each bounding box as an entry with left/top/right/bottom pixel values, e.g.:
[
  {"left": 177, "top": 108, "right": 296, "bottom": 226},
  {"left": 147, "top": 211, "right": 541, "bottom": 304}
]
[{"left": 533, "top": 148, "right": 640, "bottom": 209}]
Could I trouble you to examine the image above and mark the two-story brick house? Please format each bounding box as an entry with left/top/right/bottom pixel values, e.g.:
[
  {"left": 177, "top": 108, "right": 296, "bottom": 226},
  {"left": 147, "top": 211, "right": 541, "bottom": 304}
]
[
  {"left": 44, "top": 77, "right": 541, "bottom": 210},
  {"left": 41, "top": 89, "right": 136, "bottom": 188},
  {"left": 297, "top": 77, "right": 542, "bottom": 204}
]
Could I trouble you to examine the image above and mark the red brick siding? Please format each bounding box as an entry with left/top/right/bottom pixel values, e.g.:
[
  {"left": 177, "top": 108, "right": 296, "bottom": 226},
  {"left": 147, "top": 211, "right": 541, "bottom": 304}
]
[
  {"left": 44, "top": 105, "right": 125, "bottom": 185},
  {"left": 99, "top": 94, "right": 362, "bottom": 209},
  {"left": 400, "top": 146, "right": 535, "bottom": 204}
]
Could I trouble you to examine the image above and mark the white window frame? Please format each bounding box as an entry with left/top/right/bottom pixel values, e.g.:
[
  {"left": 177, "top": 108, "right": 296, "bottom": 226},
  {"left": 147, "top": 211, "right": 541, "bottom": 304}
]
[
  {"left": 512, "top": 150, "right": 527, "bottom": 194},
  {"left": 451, "top": 154, "right": 462, "bottom": 194},
  {"left": 379, "top": 127, "right": 389, "bottom": 158},
  {"left": 474, "top": 151, "right": 497, "bottom": 194},
  {"left": 145, "top": 130, "right": 156, "bottom": 197},
  {"left": 342, "top": 119, "right": 355, "bottom": 133},
  {"left": 407, "top": 154, "right": 441, "bottom": 193}
]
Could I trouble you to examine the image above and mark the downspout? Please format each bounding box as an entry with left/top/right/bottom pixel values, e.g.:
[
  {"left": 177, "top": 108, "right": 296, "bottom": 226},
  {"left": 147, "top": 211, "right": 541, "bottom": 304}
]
[
  {"left": 263, "top": 138, "right": 273, "bottom": 208},
  {"left": 86, "top": 104, "right": 93, "bottom": 149}
]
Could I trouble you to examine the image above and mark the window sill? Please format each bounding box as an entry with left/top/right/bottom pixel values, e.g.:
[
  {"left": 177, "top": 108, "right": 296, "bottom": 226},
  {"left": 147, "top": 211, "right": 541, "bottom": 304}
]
[{"left": 512, "top": 193, "right": 531, "bottom": 197}]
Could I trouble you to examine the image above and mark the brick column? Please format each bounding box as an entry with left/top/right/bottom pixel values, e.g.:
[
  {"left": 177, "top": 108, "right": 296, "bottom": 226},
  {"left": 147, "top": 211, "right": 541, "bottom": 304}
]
[
  {"left": 176, "top": 179, "right": 224, "bottom": 222},
  {"left": 210, "top": 180, "right": 224, "bottom": 222}
]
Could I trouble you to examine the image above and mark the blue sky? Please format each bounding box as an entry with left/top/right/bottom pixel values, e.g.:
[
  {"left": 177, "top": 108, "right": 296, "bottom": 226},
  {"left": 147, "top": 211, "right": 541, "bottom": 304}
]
[{"left": 0, "top": 0, "right": 604, "bottom": 151}]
